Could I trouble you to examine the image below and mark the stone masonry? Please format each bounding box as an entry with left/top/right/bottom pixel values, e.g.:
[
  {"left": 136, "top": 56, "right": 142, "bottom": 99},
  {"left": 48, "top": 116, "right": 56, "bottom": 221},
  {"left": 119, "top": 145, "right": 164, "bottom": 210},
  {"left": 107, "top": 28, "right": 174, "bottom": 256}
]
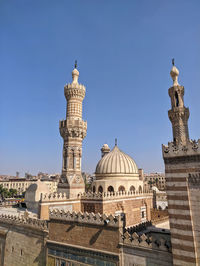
[
  {"left": 58, "top": 63, "right": 87, "bottom": 198},
  {"left": 163, "top": 62, "right": 200, "bottom": 266}
]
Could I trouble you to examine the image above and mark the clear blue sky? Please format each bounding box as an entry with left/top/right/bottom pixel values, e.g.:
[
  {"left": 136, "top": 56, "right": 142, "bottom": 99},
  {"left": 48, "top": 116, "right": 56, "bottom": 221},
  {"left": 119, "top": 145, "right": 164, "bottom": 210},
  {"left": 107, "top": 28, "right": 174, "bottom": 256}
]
[{"left": 0, "top": 1, "right": 200, "bottom": 176}]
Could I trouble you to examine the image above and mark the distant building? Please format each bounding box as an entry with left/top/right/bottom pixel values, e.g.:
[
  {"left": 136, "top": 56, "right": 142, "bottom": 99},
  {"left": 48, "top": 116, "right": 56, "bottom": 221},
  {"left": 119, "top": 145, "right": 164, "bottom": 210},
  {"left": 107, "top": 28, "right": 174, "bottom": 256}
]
[
  {"left": 152, "top": 186, "right": 168, "bottom": 210},
  {"left": 0, "top": 179, "right": 58, "bottom": 195},
  {"left": 144, "top": 172, "right": 166, "bottom": 190}
]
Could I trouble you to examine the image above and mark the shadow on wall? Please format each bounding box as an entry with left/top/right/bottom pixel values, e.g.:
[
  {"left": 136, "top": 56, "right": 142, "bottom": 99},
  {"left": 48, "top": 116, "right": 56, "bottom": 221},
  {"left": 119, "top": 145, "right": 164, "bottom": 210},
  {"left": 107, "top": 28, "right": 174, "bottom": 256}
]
[{"left": 89, "top": 228, "right": 103, "bottom": 245}]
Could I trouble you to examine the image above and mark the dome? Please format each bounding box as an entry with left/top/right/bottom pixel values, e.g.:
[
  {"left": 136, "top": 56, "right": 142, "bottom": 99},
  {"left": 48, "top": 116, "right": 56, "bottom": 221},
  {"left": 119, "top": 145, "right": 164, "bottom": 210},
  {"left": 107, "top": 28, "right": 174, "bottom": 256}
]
[
  {"left": 102, "top": 144, "right": 109, "bottom": 148},
  {"left": 95, "top": 145, "right": 138, "bottom": 175}
]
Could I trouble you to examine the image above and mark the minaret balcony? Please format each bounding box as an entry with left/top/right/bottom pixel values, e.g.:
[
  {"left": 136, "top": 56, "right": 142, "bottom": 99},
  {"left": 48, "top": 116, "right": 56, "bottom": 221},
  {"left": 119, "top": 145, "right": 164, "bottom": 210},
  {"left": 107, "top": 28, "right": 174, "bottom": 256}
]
[{"left": 59, "top": 119, "right": 87, "bottom": 139}]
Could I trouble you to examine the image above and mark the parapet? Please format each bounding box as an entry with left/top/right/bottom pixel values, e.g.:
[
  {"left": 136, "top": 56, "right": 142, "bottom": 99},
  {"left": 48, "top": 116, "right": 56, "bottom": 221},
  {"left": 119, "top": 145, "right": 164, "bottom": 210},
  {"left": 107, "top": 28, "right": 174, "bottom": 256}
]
[
  {"left": 40, "top": 190, "right": 152, "bottom": 204},
  {"left": 79, "top": 191, "right": 152, "bottom": 201},
  {"left": 126, "top": 221, "right": 152, "bottom": 235},
  {"left": 121, "top": 230, "right": 171, "bottom": 252},
  {"left": 49, "top": 209, "right": 122, "bottom": 228},
  {"left": 64, "top": 83, "right": 86, "bottom": 100},
  {"left": 162, "top": 139, "right": 200, "bottom": 158},
  {"left": 40, "top": 192, "right": 68, "bottom": 202},
  {"left": 0, "top": 214, "right": 48, "bottom": 231}
]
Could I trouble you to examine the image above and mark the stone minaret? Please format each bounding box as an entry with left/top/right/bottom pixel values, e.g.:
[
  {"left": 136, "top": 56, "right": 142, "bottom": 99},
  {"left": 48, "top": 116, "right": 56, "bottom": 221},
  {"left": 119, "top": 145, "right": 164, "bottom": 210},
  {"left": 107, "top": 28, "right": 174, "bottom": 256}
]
[
  {"left": 163, "top": 62, "right": 200, "bottom": 266},
  {"left": 58, "top": 63, "right": 87, "bottom": 198},
  {"left": 168, "top": 62, "right": 190, "bottom": 145}
]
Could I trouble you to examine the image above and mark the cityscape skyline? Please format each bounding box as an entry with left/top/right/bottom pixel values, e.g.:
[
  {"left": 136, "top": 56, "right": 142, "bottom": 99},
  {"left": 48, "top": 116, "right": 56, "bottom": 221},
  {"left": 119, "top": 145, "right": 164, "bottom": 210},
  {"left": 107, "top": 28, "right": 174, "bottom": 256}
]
[{"left": 1, "top": 1, "right": 200, "bottom": 176}]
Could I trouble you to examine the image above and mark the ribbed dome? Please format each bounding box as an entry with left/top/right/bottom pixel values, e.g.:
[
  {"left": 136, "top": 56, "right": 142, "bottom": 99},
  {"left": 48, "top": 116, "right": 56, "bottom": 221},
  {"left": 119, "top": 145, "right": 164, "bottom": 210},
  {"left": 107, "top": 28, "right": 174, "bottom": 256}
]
[{"left": 95, "top": 145, "right": 138, "bottom": 175}]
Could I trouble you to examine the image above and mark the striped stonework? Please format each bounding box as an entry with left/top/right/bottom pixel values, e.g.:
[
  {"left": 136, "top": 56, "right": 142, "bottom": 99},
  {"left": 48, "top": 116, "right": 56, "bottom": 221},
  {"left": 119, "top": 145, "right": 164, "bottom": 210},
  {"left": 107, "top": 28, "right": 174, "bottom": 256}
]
[
  {"left": 163, "top": 64, "right": 200, "bottom": 265},
  {"left": 163, "top": 145, "right": 200, "bottom": 266}
]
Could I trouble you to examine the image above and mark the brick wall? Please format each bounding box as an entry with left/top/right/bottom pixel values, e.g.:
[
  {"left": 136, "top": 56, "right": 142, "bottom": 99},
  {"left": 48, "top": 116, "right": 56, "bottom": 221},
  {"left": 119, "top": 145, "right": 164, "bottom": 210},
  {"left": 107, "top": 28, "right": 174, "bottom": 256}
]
[
  {"left": 48, "top": 219, "right": 120, "bottom": 254},
  {"left": 81, "top": 197, "right": 152, "bottom": 227}
]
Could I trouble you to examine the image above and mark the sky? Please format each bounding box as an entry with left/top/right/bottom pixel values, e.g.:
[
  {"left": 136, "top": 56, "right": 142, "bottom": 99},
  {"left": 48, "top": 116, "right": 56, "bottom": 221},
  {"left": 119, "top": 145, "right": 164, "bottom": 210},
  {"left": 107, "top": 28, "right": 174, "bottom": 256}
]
[{"left": 0, "top": 1, "right": 200, "bottom": 176}]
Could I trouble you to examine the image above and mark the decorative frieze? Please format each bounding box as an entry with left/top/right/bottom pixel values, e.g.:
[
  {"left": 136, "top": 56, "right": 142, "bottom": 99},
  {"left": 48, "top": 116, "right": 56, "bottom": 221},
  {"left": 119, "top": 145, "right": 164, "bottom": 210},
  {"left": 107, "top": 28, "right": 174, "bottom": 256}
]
[{"left": 162, "top": 139, "right": 200, "bottom": 159}]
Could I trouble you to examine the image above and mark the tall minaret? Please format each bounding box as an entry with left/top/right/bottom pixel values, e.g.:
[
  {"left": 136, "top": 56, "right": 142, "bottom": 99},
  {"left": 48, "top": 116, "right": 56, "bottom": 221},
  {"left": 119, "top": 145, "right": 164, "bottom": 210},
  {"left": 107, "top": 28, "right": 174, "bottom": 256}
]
[
  {"left": 168, "top": 59, "right": 190, "bottom": 145},
  {"left": 163, "top": 62, "right": 200, "bottom": 265},
  {"left": 58, "top": 62, "right": 87, "bottom": 198}
]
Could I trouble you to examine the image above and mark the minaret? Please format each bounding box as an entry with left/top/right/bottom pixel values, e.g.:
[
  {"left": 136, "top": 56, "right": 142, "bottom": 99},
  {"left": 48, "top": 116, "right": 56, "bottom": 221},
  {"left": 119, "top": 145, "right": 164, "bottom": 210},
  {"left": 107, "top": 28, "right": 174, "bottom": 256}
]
[
  {"left": 168, "top": 60, "right": 190, "bottom": 145},
  {"left": 163, "top": 62, "right": 200, "bottom": 265},
  {"left": 58, "top": 62, "right": 87, "bottom": 198}
]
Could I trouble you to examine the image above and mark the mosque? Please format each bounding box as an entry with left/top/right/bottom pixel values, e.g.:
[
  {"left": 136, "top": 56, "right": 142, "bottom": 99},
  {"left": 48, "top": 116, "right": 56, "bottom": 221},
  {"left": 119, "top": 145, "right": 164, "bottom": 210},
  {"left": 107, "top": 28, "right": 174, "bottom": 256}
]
[
  {"left": 0, "top": 62, "right": 200, "bottom": 266},
  {"left": 24, "top": 63, "right": 153, "bottom": 227}
]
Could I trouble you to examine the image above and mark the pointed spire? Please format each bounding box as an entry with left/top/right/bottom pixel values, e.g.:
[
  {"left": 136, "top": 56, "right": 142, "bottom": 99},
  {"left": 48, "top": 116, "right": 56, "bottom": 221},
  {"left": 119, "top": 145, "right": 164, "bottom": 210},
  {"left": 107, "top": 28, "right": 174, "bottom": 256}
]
[{"left": 170, "top": 59, "right": 179, "bottom": 86}]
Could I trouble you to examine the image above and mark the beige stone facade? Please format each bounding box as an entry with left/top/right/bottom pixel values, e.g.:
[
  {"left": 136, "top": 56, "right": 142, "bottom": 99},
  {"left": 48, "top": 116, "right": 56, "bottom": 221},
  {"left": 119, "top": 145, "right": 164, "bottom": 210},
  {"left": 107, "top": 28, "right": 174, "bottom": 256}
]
[{"left": 144, "top": 172, "right": 166, "bottom": 190}]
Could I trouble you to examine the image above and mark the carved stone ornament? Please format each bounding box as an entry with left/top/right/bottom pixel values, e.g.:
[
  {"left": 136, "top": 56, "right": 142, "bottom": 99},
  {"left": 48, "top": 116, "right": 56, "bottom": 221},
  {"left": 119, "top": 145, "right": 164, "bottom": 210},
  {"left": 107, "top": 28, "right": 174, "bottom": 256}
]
[
  {"left": 191, "top": 139, "right": 198, "bottom": 151},
  {"left": 76, "top": 176, "right": 81, "bottom": 183}
]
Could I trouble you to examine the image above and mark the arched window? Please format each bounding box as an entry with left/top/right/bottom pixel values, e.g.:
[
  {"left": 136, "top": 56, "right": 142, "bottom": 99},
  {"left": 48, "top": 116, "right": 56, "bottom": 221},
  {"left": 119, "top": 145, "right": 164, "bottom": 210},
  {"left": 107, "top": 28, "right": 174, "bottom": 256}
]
[
  {"left": 118, "top": 186, "right": 125, "bottom": 192},
  {"left": 139, "top": 186, "right": 142, "bottom": 194},
  {"left": 107, "top": 186, "right": 114, "bottom": 193},
  {"left": 92, "top": 186, "right": 96, "bottom": 193},
  {"left": 98, "top": 186, "right": 103, "bottom": 193},
  {"left": 130, "top": 186, "right": 135, "bottom": 192},
  {"left": 175, "top": 91, "right": 179, "bottom": 107}
]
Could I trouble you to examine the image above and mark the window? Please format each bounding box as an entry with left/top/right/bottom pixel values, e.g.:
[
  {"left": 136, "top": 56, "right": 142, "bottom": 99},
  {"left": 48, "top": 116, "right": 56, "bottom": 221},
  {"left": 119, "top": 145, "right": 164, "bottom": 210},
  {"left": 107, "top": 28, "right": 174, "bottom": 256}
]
[
  {"left": 175, "top": 91, "right": 179, "bottom": 107},
  {"left": 130, "top": 186, "right": 135, "bottom": 192},
  {"left": 20, "top": 249, "right": 23, "bottom": 256},
  {"left": 118, "top": 186, "right": 125, "bottom": 192},
  {"left": 98, "top": 186, "right": 103, "bottom": 193},
  {"left": 141, "top": 211, "right": 144, "bottom": 218},
  {"left": 107, "top": 186, "right": 114, "bottom": 192}
]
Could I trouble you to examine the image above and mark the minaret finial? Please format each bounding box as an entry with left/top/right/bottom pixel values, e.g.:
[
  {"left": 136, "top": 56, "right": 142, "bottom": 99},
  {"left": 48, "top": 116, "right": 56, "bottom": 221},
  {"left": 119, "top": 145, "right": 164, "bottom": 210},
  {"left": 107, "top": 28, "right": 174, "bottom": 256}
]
[
  {"left": 170, "top": 60, "right": 179, "bottom": 86},
  {"left": 72, "top": 60, "right": 79, "bottom": 83},
  {"left": 115, "top": 138, "right": 117, "bottom": 146},
  {"left": 75, "top": 60, "right": 77, "bottom": 69}
]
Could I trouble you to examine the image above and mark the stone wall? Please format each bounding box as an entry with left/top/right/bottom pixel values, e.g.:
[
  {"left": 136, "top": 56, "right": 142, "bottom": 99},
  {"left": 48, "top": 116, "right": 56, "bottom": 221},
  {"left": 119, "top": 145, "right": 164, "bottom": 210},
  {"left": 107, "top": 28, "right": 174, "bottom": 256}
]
[
  {"left": 47, "top": 210, "right": 172, "bottom": 266},
  {"left": 0, "top": 215, "right": 48, "bottom": 266},
  {"left": 48, "top": 210, "right": 121, "bottom": 254},
  {"left": 121, "top": 227, "right": 172, "bottom": 266},
  {"left": 188, "top": 174, "right": 200, "bottom": 265},
  {"left": 163, "top": 140, "right": 200, "bottom": 265},
  {"left": 80, "top": 192, "right": 153, "bottom": 227}
]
